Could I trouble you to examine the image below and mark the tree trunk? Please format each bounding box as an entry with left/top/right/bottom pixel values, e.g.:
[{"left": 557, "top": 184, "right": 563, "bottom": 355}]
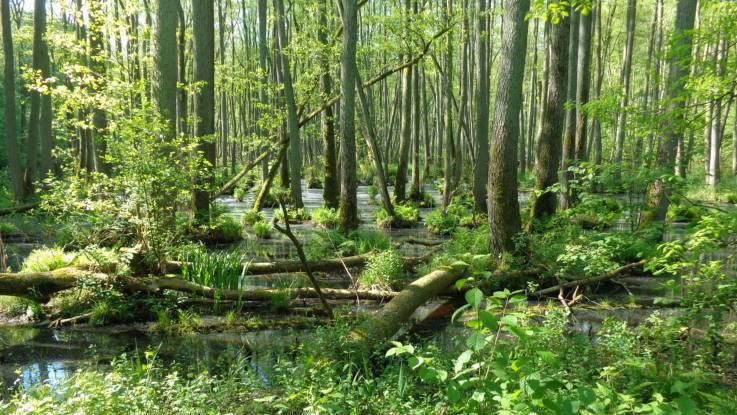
[
  {"left": 1, "top": 0, "right": 23, "bottom": 200},
  {"left": 319, "top": 0, "right": 339, "bottom": 209},
  {"left": 613, "top": 0, "right": 636, "bottom": 186},
  {"left": 153, "top": 0, "right": 178, "bottom": 138},
  {"left": 273, "top": 0, "right": 304, "bottom": 208},
  {"left": 575, "top": 9, "right": 592, "bottom": 162},
  {"left": 706, "top": 38, "right": 726, "bottom": 188},
  {"left": 394, "top": 0, "right": 412, "bottom": 203},
  {"left": 192, "top": 0, "right": 216, "bottom": 219},
  {"left": 347, "top": 265, "right": 466, "bottom": 354},
  {"left": 339, "top": 0, "right": 359, "bottom": 230},
  {"left": 218, "top": 0, "right": 228, "bottom": 169},
  {"left": 528, "top": 9, "right": 570, "bottom": 224},
  {"left": 441, "top": 0, "right": 455, "bottom": 210},
  {"left": 639, "top": 0, "right": 697, "bottom": 232},
  {"left": 176, "top": 1, "right": 187, "bottom": 136},
  {"left": 559, "top": 9, "right": 579, "bottom": 210},
  {"left": 488, "top": 0, "right": 529, "bottom": 255},
  {"left": 472, "top": 0, "right": 490, "bottom": 213}
]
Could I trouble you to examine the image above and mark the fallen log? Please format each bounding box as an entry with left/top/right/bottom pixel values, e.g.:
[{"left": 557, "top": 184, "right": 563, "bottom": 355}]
[
  {"left": 0, "top": 202, "right": 40, "bottom": 216},
  {"left": 531, "top": 260, "right": 647, "bottom": 297},
  {"left": 347, "top": 264, "right": 467, "bottom": 354},
  {"left": 0, "top": 267, "right": 397, "bottom": 303},
  {"left": 394, "top": 237, "right": 444, "bottom": 247},
  {"left": 165, "top": 251, "right": 433, "bottom": 275}
]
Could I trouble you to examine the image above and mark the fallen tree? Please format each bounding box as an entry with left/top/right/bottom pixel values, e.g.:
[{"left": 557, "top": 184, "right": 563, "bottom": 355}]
[
  {"left": 165, "top": 251, "right": 433, "bottom": 275},
  {"left": 347, "top": 264, "right": 467, "bottom": 354},
  {"left": 0, "top": 267, "right": 398, "bottom": 303},
  {"left": 531, "top": 260, "right": 647, "bottom": 297},
  {"left": 210, "top": 151, "right": 269, "bottom": 201},
  {"left": 0, "top": 202, "right": 40, "bottom": 216}
]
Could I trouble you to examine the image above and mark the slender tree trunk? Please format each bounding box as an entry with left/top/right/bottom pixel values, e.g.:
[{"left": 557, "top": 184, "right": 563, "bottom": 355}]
[
  {"left": 640, "top": 0, "right": 697, "bottom": 232},
  {"left": 218, "top": 0, "right": 228, "bottom": 169},
  {"left": 394, "top": 0, "right": 412, "bottom": 203},
  {"left": 192, "top": 0, "right": 216, "bottom": 218},
  {"left": 706, "top": 38, "right": 726, "bottom": 187},
  {"left": 441, "top": 0, "right": 455, "bottom": 210},
  {"left": 257, "top": 0, "right": 269, "bottom": 181},
  {"left": 472, "top": 0, "right": 490, "bottom": 213},
  {"left": 488, "top": 0, "right": 529, "bottom": 255},
  {"left": 559, "top": 9, "right": 579, "bottom": 209},
  {"left": 339, "top": 0, "right": 359, "bottom": 229},
  {"left": 613, "top": 0, "right": 637, "bottom": 185},
  {"left": 319, "top": 0, "right": 339, "bottom": 208},
  {"left": 273, "top": 0, "right": 303, "bottom": 207},
  {"left": 409, "top": 14, "right": 422, "bottom": 203},
  {"left": 176, "top": 1, "right": 187, "bottom": 136},
  {"left": 575, "top": 9, "right": 592, "bottom": 162},
  {"left": 733, "top": 91, "right": 737, "bottom": 176},
  {"left": 153, "top": 0, "right": 178, "bottom": 138},
  {"left": 528, "top": 8, "right": 570, "bottom": 224},
  {"left": 1, "top": 0, "right": 23, "bottom": 200}
]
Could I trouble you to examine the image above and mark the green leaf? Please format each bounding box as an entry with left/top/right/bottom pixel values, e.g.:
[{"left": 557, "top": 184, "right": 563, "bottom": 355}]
[
  {"left": 479, "top": 310, "right": 499, "bottom": 331},
  {"left": 466, "top": 332, "right": 486, "bottom": 351},
  {"left": 675, "top": 396, "right": 696, "bottom": 415},
  {"left": 454, "top": 350, "right": 473, "bottom": 373},
  {"left": 465, "top": 288, "right": 484, "bottom": 310}
]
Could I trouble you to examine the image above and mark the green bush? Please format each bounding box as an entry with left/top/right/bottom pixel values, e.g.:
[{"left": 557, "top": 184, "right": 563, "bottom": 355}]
[
  {"left": 0, "top": 221, "right": 19, "bottom": 234},
  {"left": 253, "top": 221, "right": 273, "bottom": 239},
  {"left": 211, "top": 214, "right": 243, "bottom": 241},
  {"left": 375, "top": 203, "right": 420, "bottom": 228},
  {"left": 22, "top": 248, "right": 73, "bottom": 272},
  {"left": 425, "top": 208, "right": 460, "bottom": 235},
  {"left": 311, "top": 207, "right": 340, "bottom": 228},
  {"left": 360, "top": 249, "right": 404, "bottom": 289},
  {"left": 241, "top": 210, "right": 266, "bottom": 226},
  {"left": 275, "top": 207, "right": 311, "bottom": 224},
  {"left": 305, "top": 229, "right": 389, "bottom": 260},
  {"left": 667, "top": 203, "right": 706, "bottom": 223}
]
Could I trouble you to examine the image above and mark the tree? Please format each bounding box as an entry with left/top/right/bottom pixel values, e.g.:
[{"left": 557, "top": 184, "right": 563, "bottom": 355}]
[
  {"left": 339, "top": 0, "right": 359, "bottom": 230},
  {"left": 318, "top": 0, "right": 339, "bottom": 209},
  {"left": 639, "top": 0, "right": 697, "bottom": 231},
  {"left": 153, "top": 0, "right": 178, "bottom": 138},
  {"left": 558, "top": 8, "right": 578, "bottom": 210},
  {"left": 441, "top": 0, "right": 455, "bottom": 210},
  {"left": 528, "top": 9, "right": 570, "bottom": 224},
  {"left": 612, "top": 0, "right": 637, "bottom": 186},
  {"left": 575, "top": 8, "right": 593, "bottom": 162},
  {"left": 1, "top": 0, "right": 23, "bottom": 200},
  {"left": 472, "top": 0, "right": 490, "bottom": 213},
  {"left": 394, "top": 0, "right": 412, "bottom": 203},
  {"left": 488, "top": 0, "right": 530, "bottom": 255},
  {"left": 192, "top": 0, "right": 216, "bottom": 218},
  {"left": 273, "top": 0, "right": 304, "bottom": 208}
]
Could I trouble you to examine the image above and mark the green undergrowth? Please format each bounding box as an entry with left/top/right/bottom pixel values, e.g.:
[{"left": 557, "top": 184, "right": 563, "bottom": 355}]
[
  {"left": 311, "top": 207, "right": 340, "bottom": 228},
  {"left": 360, "top": 249, "right": 405, "bottom": 290},
  {"left": 375, "top": 203, "right": 420, "bottom": 228},
  {"left": 305, "top": 229, "right": 390, "bottom": 260}
]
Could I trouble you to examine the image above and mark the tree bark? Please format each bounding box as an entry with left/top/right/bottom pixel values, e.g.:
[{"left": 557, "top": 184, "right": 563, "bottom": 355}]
[
  {"left": 574, "top": 10, "right": 592, "bottom": 162},
  {"left": 472, "top": 0, "right": 490, "bottom": 214},
  {"left": 488, "top": 0, "right": 529, "bottom": 255},
  {"left": 613, "top": 0, "right": 637, "bottom": 186},
  {"left": 559, "top": 9, "right": 579, "bottom": 210},
  {"left": 339, "top": 0, "right": 359, "bottom": 229},
  {"left": 394, "top": 0, "right": 413, "bottom": 203},
  {"left": 528, "top": 10, "right": 570, "bottom": 224},
  {"left": 153, "top": 0, "right": 178, "bottom": 139},
  {"left": 1, "top": 0, "right": 24, "bottom": 201},
  {"left": 640, "top": 0, "right": 697, "bottom": 232},
  {"left": 319, "top": 0, "right": 339, "bottom": 209}
]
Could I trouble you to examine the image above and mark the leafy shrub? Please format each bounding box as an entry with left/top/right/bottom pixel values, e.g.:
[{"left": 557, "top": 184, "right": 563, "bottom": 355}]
[
  {"left": 209, "top": 214, "right": 243, "bottom": 241},
  {"left": 74, "top": 246, "right": 119, "bottom": 273},
  {"left": 21, "top": 248, "right": 73, "bottom": 272},
  {"left": 0, "top": 296, "right": 40, "bottom": 318},
  {"left": 425, "top": 208, "right": 460, "bottom": 235},
  {"left": 275, "top": 207, "right": 311, "bottom": 224},
  {"left": 241, "top": 210, "right": 266, "bottom": 226},
  {"left": 667, "top": 203, "right": 706, "bottom": 223},
  {"left": 305, "top": 229, "right": 389, "bottom": 260},
  {"left": 726, "top": 193, "right": 737, "bottom": 204},
  {"left": 375, "top": 203, "right": 419, "bottom": 228},
  {"left": 0, "top": 221, "right": 19, "bottom": 234},
  {"left": 311, "top": 207, "right": 340, "bottom": 228},
  {"left": 253, "top": 221, "right": 273, "bottom": 239},
  {"left": 360, "top": 249, "right": 404, "bottom": 289},
  {"left": 367, "top": 185, "right": 378, "bottom": 204}
]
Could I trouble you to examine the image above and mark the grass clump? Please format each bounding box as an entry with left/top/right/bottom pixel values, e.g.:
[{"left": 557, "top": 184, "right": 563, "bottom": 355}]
[
  {"left": 0, "top": 221, "right": 19, "bottom": 234},
  {"left": 274, "top": 207, "right": 311, "bottom": 224},
  {"left": 179, "top": 247, "right": 245, "bottom": 290},
  {"left": 252, "top": 221, "right": 273, "bottom": 239},
  {"left": 241, "top": 210, "right": 266, "bottom": 226},
  {"left": 210, "top": 214, "right": 243, "bottom": 241},
  {"left": 360, "top": 249, "right": 404, "bottom": 290},
  {"left": 311, "top": 207, "right": 340, "bottom": 228},
  {"left": 21, "top": 247, "right": 73, "bottom": 272},
  {"left": 375, "top": 203, "right": 419, "bottom": 228},
  {"left": 305, "top": 229, "right": 389, "bottom": 260}
]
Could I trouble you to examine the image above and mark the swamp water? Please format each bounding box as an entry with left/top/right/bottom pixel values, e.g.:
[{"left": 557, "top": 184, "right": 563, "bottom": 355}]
[{"left": 0, "top": 184, "right": 732, "bottom": 396}]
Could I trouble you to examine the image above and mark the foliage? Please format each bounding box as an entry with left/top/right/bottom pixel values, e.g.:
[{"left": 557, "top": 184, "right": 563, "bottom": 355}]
[
  {"left": 274, "top": 207, "right": 311, "bottom": 224},
  {"left": 252, "top": 221, "right": 273, "bottom": 239},
  {"left": 179, "top": 246, "right": 245, "bottom": 291},
  {"left": 21, "top": 247, "right": 73, "bottom": 272},
  {"left": 360, "top": 249, "right": 405, "bottom": 290},
  {"left": 305, "top": 229, "right": 389, "bottom": 261},
  {"left": 241, "top": 210, "right": 266, "bottom": 226},
  {"left": 375, "top": 203, "right": 420, "bottom": 228},
  {"left": 311, "top": 207, "right": 340, "bottom": 228}
]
